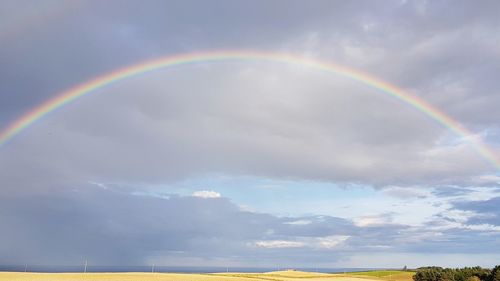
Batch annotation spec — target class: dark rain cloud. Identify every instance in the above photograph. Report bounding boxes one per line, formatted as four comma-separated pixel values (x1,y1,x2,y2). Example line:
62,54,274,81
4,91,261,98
1,0,500,267
453,197,500,226
2,186,498,266
0,186,356,265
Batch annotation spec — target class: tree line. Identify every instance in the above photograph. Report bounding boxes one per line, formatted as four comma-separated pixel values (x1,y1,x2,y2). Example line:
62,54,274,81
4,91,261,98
413,266,500,281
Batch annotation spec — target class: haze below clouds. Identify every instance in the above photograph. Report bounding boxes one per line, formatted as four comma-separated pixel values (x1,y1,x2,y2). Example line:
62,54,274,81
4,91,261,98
1,0,500,268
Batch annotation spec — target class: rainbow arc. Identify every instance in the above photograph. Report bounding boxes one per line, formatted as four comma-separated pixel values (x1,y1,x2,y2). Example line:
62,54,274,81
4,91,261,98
0,50,498,170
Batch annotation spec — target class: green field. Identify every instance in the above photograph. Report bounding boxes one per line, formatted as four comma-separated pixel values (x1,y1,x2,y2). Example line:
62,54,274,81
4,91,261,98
340,270,415,281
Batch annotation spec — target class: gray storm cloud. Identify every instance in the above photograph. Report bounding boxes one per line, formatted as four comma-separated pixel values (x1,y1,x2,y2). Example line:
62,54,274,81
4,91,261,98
1,0,500,267
0,62,492,193
2,186,498,266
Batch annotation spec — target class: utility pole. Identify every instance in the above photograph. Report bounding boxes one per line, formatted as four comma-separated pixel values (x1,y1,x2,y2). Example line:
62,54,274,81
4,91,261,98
24,264,27,272
84,260,88,273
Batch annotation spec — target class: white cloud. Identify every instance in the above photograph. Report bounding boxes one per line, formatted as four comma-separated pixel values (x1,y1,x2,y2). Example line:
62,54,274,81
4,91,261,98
254,240,304,249
254,236,349,250
473,174,500,185
192,190,221,199
463,223,500,232
316,235,350,249
88,181,109,189
382,186,430,199
354,215,393,227
283,220,312,225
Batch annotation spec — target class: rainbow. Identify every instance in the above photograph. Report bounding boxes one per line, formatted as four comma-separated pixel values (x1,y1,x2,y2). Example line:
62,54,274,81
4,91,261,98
1,50,498,170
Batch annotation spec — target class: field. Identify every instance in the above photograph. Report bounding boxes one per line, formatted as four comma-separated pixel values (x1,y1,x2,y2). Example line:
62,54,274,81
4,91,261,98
341,270,415,281
0,270,415,281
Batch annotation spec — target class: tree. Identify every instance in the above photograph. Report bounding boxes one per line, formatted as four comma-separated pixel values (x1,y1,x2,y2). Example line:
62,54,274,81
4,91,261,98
413,266,498,281
491,266,500,281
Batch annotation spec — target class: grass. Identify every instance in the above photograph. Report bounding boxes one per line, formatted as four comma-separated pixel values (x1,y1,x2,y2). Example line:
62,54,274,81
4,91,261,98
341,270,415,281
0,270,414,281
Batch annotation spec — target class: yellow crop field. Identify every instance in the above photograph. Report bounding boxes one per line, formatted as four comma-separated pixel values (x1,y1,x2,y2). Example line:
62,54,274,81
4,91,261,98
0,270,404,281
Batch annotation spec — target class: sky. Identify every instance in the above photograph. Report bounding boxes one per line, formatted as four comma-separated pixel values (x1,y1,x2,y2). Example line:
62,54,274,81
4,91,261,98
1,0,500,269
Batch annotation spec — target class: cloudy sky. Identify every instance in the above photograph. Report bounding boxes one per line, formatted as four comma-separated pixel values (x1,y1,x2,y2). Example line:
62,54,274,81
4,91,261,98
1,0,500,269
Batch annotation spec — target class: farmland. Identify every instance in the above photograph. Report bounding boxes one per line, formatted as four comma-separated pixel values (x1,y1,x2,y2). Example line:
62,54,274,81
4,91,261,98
0,270,415,281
